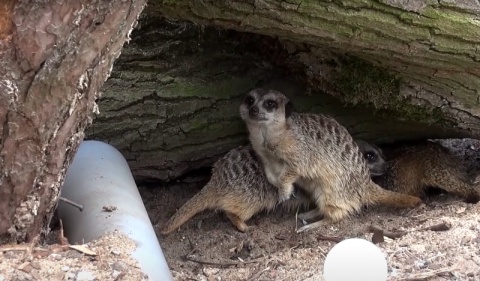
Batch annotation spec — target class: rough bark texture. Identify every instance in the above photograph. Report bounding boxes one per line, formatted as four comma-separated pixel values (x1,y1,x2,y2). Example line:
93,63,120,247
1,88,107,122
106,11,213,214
0,0,146,243
87,15,467,182
153,0,480,134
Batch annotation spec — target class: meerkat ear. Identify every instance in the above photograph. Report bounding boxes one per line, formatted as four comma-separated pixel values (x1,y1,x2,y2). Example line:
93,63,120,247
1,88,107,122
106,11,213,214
285,100,293,118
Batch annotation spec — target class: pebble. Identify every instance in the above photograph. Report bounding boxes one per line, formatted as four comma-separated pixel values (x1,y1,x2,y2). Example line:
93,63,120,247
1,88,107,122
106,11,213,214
18,262,32,273
111,261,128,272
112,270,121,279
237,268,246,275
65,272,76,280
3,251,16,259
111,249,121,256
50,253,62,261
0,274,4,281
30,270,41,280
11,270,33,280
76,270,95,281
203,267,219,276
65,250,83,259
30,261,41,270
61,266,70,272
409,244,426,253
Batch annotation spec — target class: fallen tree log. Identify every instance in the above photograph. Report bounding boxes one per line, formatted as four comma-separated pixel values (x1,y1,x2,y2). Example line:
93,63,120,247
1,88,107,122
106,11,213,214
86,15,468,182
153,0,480,133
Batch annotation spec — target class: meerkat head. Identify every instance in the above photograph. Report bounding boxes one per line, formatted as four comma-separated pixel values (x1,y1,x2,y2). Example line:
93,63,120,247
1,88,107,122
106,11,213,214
355,140,387,177
240,88,292,126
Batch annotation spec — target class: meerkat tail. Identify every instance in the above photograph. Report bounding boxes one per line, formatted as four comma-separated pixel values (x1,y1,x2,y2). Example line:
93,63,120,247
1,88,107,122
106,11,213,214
464,190,480,204
160,187,219,235
443,183,480,204
428,176,480,204
368,181,423,208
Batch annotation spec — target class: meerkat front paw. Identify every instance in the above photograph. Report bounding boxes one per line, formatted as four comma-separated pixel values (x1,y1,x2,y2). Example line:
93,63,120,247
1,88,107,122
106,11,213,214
264,140,277,152
278,184,296,202
278,191,292,202
297,208,322,221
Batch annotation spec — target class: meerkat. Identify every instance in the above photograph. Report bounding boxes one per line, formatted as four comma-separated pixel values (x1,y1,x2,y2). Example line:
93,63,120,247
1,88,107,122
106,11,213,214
160,140,385,235
240,88,423,233
373,140,480,203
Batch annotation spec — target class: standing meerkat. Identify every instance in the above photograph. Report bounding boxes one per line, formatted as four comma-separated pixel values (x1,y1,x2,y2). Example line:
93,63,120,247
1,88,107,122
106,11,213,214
373,141,480,203
240,88,423,233
160,140,385,235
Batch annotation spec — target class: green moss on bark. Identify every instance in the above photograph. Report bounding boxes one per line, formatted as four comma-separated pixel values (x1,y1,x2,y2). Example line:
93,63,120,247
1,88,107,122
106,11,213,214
334,57,453,125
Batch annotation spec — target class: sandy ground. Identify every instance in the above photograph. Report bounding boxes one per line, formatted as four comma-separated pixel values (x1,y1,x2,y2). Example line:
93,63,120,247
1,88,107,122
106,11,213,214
0,231,148,281
0,139,479,281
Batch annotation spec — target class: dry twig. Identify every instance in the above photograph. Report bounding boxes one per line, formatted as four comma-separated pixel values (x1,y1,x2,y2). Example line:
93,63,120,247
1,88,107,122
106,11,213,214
317,234,343,243
396,263,458,280
246,266,271,281
368,222,451,240
185,255,271,267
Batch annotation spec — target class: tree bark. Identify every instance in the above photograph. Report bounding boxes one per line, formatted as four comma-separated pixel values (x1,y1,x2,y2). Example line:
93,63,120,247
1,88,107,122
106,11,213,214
153,0,480,134
87,15,468,182
0,0,146,243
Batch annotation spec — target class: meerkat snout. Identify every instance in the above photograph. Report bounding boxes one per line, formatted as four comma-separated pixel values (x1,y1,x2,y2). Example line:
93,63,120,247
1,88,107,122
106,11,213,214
249,106,259,117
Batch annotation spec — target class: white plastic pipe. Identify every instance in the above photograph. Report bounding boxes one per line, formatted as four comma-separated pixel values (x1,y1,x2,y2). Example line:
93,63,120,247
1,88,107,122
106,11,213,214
58,140,173,281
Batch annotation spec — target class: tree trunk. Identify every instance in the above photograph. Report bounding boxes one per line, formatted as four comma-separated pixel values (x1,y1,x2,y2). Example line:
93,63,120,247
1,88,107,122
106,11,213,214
153,0,480,134
0,0,146,243
86,15,468,182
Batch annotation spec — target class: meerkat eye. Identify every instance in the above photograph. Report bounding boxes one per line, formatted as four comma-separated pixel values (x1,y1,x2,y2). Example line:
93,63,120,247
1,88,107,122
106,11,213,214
245,96,255,106
365,152,376,162
264,100,277,110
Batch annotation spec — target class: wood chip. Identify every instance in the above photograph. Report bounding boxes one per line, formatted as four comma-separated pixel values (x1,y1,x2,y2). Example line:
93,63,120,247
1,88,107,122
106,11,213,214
69,245,97,256
18,262,32,273
371,227,385,244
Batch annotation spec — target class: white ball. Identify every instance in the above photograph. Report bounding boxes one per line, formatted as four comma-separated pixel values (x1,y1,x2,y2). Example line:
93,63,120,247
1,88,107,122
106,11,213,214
323,238,388,281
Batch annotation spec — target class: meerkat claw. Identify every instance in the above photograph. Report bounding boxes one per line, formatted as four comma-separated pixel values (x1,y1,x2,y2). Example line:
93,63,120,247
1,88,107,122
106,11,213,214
296,220,325,233
297,208,322,221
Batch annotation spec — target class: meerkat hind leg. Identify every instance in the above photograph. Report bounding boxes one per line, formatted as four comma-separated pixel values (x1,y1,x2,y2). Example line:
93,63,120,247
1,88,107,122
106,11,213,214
296,204,347,233
296,218,329,233
225,212,250,233
370,182,423,208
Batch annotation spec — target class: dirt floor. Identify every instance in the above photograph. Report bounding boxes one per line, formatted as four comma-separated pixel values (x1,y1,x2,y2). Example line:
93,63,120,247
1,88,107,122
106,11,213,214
0,139,479,281
145,138,480,281
0,231,148,281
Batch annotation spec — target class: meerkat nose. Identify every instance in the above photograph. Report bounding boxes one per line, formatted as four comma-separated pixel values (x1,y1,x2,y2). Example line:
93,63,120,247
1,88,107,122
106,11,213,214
249,107,259,116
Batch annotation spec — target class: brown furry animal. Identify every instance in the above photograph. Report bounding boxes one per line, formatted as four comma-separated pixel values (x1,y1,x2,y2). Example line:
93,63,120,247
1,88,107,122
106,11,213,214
240,88,422,233
160,140,385,235
373,141,480,203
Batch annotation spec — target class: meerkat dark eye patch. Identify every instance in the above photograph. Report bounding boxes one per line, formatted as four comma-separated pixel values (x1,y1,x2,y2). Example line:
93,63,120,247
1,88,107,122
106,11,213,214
285,101,293,118
263,99,277,111
245,95,255,106
365,152,376,162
